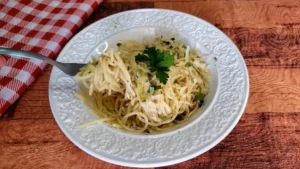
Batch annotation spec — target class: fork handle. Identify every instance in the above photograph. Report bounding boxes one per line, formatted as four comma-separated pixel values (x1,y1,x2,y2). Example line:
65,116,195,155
0,47,65,70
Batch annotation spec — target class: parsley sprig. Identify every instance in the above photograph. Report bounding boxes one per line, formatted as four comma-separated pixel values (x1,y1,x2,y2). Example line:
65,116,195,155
135,47,175,84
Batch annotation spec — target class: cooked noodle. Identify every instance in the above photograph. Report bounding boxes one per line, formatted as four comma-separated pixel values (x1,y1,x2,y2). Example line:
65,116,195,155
76,37,210,133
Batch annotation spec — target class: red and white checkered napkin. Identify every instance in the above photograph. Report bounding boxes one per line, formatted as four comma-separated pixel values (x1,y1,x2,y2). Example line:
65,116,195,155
0,0,102,115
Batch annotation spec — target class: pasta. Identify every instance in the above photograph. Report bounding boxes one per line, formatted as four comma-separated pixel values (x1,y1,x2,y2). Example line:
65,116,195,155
76,37,210,133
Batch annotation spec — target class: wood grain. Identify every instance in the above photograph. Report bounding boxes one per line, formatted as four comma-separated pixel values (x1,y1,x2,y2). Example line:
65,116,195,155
1,0,300,169
222,28,300,67
79,1,154,30
1,113,299,169
155,1,300,28
246,68,300,113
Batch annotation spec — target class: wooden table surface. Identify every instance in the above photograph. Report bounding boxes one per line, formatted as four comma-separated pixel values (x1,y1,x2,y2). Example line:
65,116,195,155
1,0,300,168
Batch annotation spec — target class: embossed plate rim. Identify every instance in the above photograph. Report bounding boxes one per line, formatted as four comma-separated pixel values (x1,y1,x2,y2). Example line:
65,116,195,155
49,9,249,168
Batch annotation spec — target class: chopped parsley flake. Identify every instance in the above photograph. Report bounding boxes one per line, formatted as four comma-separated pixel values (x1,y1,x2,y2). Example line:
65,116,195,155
194,92,206,107
186,62,193,67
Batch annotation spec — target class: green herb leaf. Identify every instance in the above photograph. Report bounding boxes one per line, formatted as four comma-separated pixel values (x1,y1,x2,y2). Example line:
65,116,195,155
158,67,169,71
149,66,157,72
157,51,174,68
135,54,149,62
194,92,206,102
156,50,165,62
144,47,156,60
186,62,193,67
153,85,161,90
135,47,174,84
156,70,169,84
117,43,122,47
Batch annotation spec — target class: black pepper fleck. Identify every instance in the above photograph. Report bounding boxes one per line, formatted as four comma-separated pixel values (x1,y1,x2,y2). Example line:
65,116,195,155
163,41,170,45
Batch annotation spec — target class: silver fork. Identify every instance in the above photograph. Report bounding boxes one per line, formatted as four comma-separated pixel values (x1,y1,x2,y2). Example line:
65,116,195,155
0,47,86,76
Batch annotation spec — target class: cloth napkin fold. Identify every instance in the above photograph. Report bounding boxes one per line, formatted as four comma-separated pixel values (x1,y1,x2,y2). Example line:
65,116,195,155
0,0,102,115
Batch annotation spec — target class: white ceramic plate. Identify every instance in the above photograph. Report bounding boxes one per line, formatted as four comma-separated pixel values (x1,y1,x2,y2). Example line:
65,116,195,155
49,9,249,168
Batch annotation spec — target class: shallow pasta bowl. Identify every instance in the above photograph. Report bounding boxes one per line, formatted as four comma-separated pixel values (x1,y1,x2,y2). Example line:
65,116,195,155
49,9,249,168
